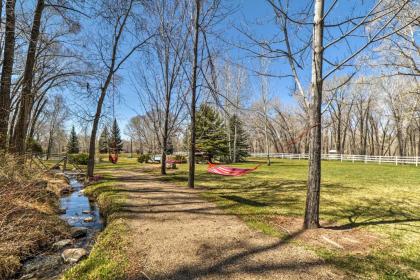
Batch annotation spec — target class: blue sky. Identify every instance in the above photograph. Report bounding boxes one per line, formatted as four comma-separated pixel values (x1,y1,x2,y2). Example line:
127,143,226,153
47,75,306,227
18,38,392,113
111,1,297,137
74,0,380,138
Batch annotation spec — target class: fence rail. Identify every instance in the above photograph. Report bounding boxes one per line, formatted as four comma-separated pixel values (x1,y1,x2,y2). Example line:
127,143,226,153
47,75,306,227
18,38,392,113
250,153,420,166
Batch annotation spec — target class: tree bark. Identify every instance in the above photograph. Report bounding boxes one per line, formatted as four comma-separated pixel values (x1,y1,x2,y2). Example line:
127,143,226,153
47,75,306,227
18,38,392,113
12,0,44,155
0,0,16,150
188,0,200,189
87,87,108,177
161,44,171,175
304,0,324,229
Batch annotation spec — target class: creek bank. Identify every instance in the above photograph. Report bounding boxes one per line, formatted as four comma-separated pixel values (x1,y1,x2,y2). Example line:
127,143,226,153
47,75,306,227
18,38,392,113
16,173,104,280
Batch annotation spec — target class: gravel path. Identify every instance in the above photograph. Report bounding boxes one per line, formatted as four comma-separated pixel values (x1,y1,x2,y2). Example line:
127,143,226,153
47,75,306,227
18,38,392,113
113,170,343,280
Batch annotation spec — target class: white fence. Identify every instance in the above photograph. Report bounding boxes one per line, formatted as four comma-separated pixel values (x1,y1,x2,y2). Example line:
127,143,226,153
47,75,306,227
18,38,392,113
250,153,420,166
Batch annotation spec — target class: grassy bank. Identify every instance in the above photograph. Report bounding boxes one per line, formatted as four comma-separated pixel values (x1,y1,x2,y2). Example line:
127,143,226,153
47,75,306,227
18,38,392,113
63,179,130,280
0,156,70,279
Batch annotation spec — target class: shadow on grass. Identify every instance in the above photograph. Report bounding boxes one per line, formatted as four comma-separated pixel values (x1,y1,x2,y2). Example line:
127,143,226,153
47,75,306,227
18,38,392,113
323,197,420,230
220,195,269,207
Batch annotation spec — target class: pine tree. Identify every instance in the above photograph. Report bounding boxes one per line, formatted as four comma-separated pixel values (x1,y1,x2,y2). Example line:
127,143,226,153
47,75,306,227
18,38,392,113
98,126,109,154
229,114,249,162
109,119,123,152
67,126,79,154
196,104,229,162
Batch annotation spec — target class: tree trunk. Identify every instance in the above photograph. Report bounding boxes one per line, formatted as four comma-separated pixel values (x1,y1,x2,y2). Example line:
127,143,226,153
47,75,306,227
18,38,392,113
161,45,171,175
264,118,271,166
187,0,200,189
0,0,16,150
233,122,237,163
304,0,324,230
87,88,107,177
12,0,44,155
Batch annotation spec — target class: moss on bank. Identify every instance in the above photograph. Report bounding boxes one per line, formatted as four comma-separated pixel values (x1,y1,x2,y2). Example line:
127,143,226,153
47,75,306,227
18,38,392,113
63,181,129,280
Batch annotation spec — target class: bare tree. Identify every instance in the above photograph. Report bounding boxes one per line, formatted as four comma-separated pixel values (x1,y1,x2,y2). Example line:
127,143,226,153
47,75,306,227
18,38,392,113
0,0,16,150
188,0,200,189
86,0,152,177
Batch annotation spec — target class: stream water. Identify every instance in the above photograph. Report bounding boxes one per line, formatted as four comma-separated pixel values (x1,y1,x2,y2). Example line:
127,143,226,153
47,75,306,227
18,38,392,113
60,176,103,231
17,174,103,280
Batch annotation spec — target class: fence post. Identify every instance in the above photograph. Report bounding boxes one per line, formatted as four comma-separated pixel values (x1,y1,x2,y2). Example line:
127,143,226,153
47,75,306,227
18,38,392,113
63,155,68,172
340,154,343,163
352,155,355,163
379,156,381,164
416,156,418,167
395,156,398,166
364,155,367,164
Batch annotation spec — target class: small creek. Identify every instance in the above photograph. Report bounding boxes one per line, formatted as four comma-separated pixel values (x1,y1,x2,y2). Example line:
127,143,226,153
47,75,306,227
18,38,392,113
60,175,103,232
17,174,103,280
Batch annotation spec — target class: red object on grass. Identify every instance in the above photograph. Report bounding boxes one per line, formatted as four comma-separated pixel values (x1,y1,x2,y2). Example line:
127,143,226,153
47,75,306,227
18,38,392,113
207,163,261,176
109,153,118,164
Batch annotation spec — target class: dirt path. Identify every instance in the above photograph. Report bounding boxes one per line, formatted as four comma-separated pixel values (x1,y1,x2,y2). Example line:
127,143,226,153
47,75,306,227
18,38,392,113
111,169,343,280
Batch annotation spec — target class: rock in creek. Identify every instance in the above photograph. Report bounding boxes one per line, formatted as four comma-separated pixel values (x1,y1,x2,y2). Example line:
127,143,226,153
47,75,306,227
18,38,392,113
20,255,62,275
83,216,94,223
60,186,74,195
82,210,92,214
58,207,66,214
71,227,88,238
52,239,73,250
61,248,88,264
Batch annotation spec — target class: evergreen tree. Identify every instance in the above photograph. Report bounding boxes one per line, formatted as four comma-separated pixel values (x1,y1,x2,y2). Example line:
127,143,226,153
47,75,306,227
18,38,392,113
196,104,229,162
98,126,109,154
109,119,123,152
229,114,249,162
67,126,79,154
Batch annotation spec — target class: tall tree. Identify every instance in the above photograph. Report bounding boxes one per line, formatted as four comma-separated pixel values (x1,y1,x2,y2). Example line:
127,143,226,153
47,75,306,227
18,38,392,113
12,0,45,155
109,119,123,152
0,0,16,150
98,126,109,154
188,0,200,188
196,104,229,162
46,95,68,159
228,114,249,163
86,0,152,177
304,0,324,229
67,126,80,154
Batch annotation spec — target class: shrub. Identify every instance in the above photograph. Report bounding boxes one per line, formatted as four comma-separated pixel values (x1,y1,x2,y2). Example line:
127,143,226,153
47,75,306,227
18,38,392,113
26,138,43,154
137,154,150,163
174,155,187,163
68,153,89,165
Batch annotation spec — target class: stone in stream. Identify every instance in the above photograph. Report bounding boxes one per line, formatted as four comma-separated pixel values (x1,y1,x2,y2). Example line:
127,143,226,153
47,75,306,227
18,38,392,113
20,255,62,275
52,239,73,250
60,186,74,195
58,207,66,214
61,248,88,263
71,227,88,238
82,210,92,214
83,216,94,223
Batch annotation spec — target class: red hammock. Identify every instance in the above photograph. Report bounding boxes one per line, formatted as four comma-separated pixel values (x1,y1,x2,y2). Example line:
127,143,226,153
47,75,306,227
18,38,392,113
207,163,261,176
109,153,118,164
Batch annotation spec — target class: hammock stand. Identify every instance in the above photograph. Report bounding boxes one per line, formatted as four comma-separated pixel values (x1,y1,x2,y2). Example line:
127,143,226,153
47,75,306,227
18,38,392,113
207,162,261,176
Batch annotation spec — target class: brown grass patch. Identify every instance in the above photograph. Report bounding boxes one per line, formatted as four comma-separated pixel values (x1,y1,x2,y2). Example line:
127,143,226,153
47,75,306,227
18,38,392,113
270,216,382,254
0,154,70,279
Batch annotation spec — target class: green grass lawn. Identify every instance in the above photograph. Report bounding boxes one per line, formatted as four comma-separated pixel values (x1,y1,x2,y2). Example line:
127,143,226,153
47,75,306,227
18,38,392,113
151,158,420,279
